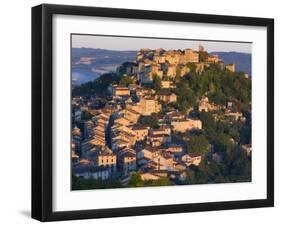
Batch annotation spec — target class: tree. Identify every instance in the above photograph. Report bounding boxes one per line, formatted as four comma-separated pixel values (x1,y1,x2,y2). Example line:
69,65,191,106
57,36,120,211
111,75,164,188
139,113,159,129
199,111,215,129
188,135,210,155
185,170,196,184
81,110,94,120
209,82,216,95
199,50,208,62
128,172,144,187
152,74,162,92
72,72,121,97
186,62,196,73
71,175,122,190
213,132,233,154
225,146,251,182
176,82,196,113
119,75,133,87
146,177,170,186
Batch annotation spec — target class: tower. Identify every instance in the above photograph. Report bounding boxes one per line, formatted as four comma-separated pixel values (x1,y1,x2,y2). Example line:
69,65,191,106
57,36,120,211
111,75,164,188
199,44,204,52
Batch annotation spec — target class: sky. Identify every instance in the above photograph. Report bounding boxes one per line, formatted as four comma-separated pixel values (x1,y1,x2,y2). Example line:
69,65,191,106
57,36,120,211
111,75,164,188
72,34,252,53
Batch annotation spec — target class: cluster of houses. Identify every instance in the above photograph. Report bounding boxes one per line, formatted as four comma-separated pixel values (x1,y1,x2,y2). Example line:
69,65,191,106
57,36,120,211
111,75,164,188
72,83,204,184
71,45,249,186
119,45,236,85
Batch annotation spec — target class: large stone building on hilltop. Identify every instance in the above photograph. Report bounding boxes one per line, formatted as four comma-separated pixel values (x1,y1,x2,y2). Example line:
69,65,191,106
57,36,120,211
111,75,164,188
134,46,214,83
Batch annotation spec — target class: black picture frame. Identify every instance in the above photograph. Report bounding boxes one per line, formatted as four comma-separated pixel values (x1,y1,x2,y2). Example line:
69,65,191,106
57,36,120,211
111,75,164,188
32,3,274,222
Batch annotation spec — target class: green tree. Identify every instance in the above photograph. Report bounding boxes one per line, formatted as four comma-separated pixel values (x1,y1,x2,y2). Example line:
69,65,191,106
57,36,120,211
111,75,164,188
81,110,94,120
147,177,170,186
186,62,196,73
209,82,216,95
188,135,210,155
176,82,196,113
213,132,233,154
72,72,121,98
119,75,133,87
185,170,196,184
72,175,122,190
199,50,209,62
152,74,162,92
139,113,159,129
128,172,144,187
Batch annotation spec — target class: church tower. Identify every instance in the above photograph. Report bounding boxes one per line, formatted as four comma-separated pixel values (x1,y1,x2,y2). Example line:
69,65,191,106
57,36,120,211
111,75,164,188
199,44,204,52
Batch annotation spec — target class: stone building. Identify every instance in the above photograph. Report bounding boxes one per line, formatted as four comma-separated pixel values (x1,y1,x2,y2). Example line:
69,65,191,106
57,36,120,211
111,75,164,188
110,85,130,97
156,92,177,103
226,63,236,72
181,153,202,166
130,96,161,116
171,118,202,133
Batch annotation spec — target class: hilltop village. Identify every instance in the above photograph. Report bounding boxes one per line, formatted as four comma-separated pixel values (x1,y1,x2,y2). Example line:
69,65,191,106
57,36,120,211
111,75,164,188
72,45,252,189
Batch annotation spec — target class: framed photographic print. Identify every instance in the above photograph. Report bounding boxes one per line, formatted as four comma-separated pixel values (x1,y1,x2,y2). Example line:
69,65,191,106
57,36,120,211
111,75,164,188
32,4,274,221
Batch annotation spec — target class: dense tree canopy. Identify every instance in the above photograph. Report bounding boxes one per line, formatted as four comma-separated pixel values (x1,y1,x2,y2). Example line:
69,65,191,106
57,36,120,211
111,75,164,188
184,63,251,106
72,59,252,187
128,172,144,187
138,113,159,129
188,135,210,155
72,72,121,97
72,175,122,190
119,75,134,87
152,74,162,93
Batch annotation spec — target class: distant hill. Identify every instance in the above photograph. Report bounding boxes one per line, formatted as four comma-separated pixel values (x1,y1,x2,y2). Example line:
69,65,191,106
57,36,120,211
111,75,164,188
72,48,137,85
72,48,252,85
211,51,252,76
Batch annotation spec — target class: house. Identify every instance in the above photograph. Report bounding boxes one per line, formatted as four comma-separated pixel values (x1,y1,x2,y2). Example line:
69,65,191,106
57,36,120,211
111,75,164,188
198,96,221,112
207,54,220,63
150,126,171,136
183,48,199,63
181,153,202,166
166,111,185,122
72,125,82,153
117,148,137,176
112,138,131,151
171,118,202,133
167,64,177,77
140,172,160,181
93,151,117,171
226,63,236,72
130,96,161,116
135,87,155,98
71,150,79,164
72,107,82,121
132,125,150,141
119,108,140,124
73,163,112,181
114,117,132,126
110,85,130,97
83,120,95,138
167,144,183,156
161,80,176,89
89,133,106,147
150,152,174,171
174,162,187,171
156,91,177,103
137,146,174,170
150,63,164,79
148,134,172,147
137,146,161,161
198,96,210,112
